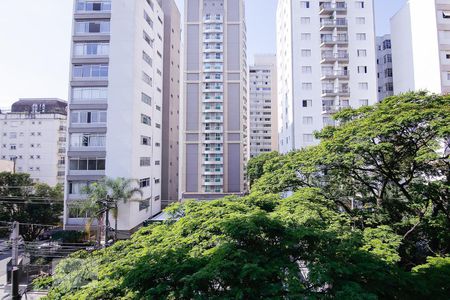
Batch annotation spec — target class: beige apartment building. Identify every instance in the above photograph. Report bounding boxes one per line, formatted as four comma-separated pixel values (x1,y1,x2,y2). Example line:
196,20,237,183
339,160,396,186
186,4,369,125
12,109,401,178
181,0,248,200
161,0,182,207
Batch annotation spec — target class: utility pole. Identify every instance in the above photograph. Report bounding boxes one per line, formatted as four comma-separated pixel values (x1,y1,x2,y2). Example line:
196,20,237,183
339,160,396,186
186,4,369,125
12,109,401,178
10,221,21,300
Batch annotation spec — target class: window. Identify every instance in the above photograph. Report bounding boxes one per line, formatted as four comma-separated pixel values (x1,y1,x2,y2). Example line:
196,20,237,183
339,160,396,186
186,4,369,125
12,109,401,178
302,99,312,107
300,1,310,8
154,179,160,184
75,0,111,12
10,144,16,150
74,42,109,56
443,11,450,19
383,39,391,50
139,198,150,211
70,133,106,147
300,17,310,24
142,72,152,86
301,33,311,40
72,87,108,101
140,157,151,167
144,11,153,28
69,158,106,171
357,49,367,57
301,49,311,57
303,116,313,125
358,82,369,90
384,82,393,92
355,1,365,8
356,33,366,40
75,21,110,34
9,132,17,139
141,136,151,146
143,51,152,66
359,99,369,106
358,66,368,74
140,178,150,188
302,83,312,90
141,114,151,126
301,66,312,73
385,68,393,78
356,17,365,24
71,111,107,124
143,31,153,47
384,54,392,63
142,92,152,105
73,64,108,79
303,134,314,143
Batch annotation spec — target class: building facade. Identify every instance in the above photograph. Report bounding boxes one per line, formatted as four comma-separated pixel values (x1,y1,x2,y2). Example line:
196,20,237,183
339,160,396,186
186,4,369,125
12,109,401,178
181,0,248,200
65,0,164,232
376,34,394,101
161,0,181,207
249,54,278,158
391,0,450,94
276,0,378,153
0,99,67,186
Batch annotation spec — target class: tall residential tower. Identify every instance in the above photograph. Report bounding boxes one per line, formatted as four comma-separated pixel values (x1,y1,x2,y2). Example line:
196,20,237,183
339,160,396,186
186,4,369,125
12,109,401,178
391,0,450,94
181,0,248,200
249,54,278,158
161,0,181,207
277,0,378,153
376,34,394,101
65,0,164,232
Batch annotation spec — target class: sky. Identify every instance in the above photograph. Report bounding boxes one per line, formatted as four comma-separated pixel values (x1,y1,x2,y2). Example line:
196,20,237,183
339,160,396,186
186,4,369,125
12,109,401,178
0,0,406,109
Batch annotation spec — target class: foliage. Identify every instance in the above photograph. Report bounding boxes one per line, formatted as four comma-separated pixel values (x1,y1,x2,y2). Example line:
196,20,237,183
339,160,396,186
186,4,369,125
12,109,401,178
246,151,280,187
51,230,87,244
0,172,63,241
40,93,450,298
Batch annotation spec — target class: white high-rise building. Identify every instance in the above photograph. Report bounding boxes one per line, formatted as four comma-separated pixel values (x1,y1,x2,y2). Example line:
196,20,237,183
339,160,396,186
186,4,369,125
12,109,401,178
0,99,67,186
276,0,378,153
181,0,248,200
376,35,394,101
391,0,450,95
249,54,278,158
65,0,164,233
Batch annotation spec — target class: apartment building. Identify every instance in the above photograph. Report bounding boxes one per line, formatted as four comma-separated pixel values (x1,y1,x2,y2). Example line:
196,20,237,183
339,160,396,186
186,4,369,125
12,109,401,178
276,0,378,153
391,0,450,94
65,0,164,232
181,0,248,200
0,99,67,186
376,34,394,100
161,0,181,207
249,54,278,158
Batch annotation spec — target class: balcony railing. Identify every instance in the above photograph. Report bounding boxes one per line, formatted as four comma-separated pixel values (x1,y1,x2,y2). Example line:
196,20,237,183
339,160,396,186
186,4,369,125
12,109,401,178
321,52,349,62
319,2,347,14
321,36,348,46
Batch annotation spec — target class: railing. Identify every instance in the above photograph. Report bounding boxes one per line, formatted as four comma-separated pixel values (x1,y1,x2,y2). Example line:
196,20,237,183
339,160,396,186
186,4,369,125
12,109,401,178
320,19,348,27
320,2,347,11
321,36,348,44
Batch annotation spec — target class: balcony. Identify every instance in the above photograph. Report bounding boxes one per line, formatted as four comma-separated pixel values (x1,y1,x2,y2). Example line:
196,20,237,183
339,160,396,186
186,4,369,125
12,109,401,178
203,96,223,103
319,2,347,15
321,70,349,80
204,168,224,175
203,57,223,63
321,36,348,47
203,87,223,93
203,46,223,53
322,105,338,115
203,179,223,186
321,52,349,63
320,19,348,31
203,116,223,123
204,106,223,113
204,147,223,154
204,26,223,33
321,88,350,97
204,36,223,43
203,65,223,73
204,16,223,24
203,157,224,164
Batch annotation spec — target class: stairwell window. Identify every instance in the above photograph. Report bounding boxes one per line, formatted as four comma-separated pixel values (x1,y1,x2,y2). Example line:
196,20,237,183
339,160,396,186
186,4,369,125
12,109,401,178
302,83,312,90
358,82,369,90
301,49,311,57
358,66,368,74
142,72,152,86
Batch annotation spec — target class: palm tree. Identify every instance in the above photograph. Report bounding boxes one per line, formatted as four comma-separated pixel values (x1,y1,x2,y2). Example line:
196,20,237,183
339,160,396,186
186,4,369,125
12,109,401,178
76,182,108,244
103,177,143,241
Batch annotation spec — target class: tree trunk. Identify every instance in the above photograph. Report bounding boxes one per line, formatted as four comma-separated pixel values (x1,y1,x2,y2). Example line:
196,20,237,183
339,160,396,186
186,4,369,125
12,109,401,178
114,202,118,241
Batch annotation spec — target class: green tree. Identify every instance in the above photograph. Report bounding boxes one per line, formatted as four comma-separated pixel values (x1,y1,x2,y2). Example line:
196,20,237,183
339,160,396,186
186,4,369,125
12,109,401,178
246,151,280,188
0,172,63,241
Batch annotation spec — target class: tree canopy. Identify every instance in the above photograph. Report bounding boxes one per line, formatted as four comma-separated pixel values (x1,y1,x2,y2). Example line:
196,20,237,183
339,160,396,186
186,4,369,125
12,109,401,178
36,92,450,299
0,172,63,241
